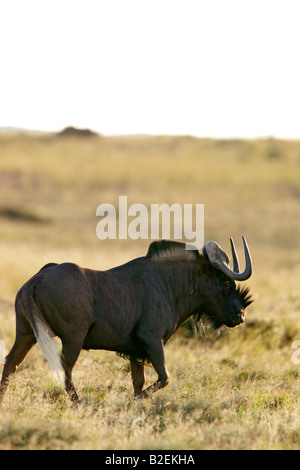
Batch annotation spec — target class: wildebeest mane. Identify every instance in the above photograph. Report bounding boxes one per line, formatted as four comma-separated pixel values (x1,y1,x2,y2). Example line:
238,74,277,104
237,285,253,309
146,240,198,261
192,312,223,333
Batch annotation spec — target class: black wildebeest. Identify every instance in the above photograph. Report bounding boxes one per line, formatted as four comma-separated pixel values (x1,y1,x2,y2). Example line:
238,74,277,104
0,238,253,403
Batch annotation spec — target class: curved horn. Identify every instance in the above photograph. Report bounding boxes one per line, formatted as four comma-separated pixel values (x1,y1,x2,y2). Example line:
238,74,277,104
203,236,252,281
230,237,240,273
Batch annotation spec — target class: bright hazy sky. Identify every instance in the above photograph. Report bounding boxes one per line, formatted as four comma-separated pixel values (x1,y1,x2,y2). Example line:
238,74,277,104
1,0,300,138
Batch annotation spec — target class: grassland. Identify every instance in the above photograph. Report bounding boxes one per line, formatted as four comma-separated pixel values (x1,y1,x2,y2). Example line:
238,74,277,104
0,131,300,450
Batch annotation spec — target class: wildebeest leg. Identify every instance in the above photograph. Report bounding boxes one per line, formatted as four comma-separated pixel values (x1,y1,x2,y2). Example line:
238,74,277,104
130,359,145,398
61,340,83,403
136,336,169,398
0,330,36,403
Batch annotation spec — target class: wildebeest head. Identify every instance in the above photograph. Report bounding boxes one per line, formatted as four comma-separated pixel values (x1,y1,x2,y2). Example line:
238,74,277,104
199,237,253,329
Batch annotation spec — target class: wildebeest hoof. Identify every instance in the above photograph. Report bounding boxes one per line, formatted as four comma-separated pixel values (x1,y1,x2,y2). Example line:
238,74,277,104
134,390,149,399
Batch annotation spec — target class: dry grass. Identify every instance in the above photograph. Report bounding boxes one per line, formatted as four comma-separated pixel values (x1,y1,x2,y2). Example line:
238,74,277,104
0,132,300,449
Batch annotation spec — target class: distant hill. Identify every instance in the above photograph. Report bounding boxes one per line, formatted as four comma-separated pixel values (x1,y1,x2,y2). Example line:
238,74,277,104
0,126,99,138
57,126,99,138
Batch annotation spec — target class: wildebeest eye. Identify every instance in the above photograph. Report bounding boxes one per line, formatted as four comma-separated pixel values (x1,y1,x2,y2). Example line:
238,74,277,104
224,280,235,290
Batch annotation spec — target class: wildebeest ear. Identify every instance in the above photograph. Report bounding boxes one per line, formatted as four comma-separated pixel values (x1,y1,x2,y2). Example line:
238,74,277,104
202,242,230,266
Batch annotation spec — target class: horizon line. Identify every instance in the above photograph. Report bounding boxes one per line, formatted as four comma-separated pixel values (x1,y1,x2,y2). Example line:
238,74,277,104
1,125,300,141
